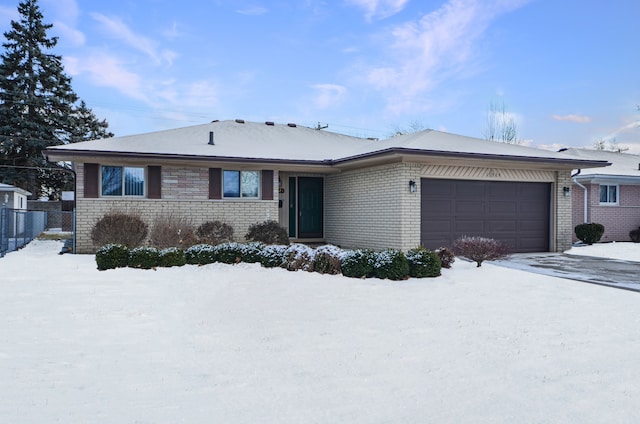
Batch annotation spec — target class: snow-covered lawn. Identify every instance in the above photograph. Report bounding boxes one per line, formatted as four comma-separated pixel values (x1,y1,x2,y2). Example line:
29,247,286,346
566,241,640,262
2,240,640,423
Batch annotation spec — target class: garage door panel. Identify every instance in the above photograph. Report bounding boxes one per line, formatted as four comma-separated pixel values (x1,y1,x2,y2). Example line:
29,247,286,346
421,178,550,253
487,201,517,214
455,201,485,215
485,220,517,232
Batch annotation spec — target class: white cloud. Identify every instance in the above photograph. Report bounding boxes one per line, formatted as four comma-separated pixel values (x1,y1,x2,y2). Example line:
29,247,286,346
235,6,269,16
66,53,149,102
362,0,531,113
346,0,409,21
552,114,592,123
53,21,85,46
312,84,347,109
90,13,177,66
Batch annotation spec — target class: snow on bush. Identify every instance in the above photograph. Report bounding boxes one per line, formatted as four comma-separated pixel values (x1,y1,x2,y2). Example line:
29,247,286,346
95,244,130,270
283,243,316,271
406,247,441,278
185,244,218,265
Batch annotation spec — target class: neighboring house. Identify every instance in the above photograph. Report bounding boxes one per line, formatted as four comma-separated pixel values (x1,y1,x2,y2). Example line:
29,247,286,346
0,183,31,210
44,119,608,254
563,148,640,242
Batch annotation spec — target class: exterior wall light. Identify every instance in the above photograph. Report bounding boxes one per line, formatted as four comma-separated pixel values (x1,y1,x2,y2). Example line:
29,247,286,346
409,180,417,193
563,186,571,197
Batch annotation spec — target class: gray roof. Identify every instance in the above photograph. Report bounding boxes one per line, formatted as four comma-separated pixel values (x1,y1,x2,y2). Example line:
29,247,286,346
564,148,640,183
45,119,609,168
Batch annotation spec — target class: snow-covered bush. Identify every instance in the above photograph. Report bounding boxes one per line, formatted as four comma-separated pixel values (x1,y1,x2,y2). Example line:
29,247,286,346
214,242,244,264
260,245,288,268
575,223,605,245
373,249,409,280
159,247,186,267
283,244,316,271
245,220,290,245
95,244,130,271
129,246,161,269
406,247,441,278
341,249,376,278
196,220,234,245
91,211,148,248
452,236,510,267
435,247,455,269
313,245,345,275
184,244,217,265
239,242,265,263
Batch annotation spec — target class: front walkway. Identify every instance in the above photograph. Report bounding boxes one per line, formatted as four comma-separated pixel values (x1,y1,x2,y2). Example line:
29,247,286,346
493,253,640,292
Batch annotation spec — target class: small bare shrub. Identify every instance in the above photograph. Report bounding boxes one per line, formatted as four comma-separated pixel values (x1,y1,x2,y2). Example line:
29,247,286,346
630,227,640,243
91,211,148,248
245,220,289,245
452,236,510,267
435,247,455,269
149,214,197,249
196,220,234,245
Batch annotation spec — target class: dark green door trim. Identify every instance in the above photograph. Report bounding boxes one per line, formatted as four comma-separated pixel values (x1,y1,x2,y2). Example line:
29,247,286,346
288,177,296,238
297,177,323,238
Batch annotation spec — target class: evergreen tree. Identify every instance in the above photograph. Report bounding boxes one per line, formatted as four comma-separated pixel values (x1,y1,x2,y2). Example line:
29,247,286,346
0,0,112,199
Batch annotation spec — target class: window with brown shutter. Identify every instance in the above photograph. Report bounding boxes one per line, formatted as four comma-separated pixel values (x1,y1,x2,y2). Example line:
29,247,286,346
148,166,161,199
84,163,99,198
261,170,273,200
209,168,221,199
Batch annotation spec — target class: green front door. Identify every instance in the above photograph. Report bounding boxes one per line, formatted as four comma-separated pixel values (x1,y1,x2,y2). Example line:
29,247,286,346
297,177,323,238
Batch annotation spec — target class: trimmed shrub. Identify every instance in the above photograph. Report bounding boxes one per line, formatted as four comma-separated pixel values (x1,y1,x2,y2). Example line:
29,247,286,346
341,249,376,278
129,246,161,269
91,211,148,248
239,242,264,263
260,245,288,268
95,244,130,270
452,236,510,267
185,244,217,265
574,223,605,245
284,244,316,271
149,214,197,249
435,247,455,269
159,247,186,267
407,247,442,278
196,220,234,245
245,220,290,245
373,249,410,280
630,227,640,243
214,242,244,264
313,245,345,275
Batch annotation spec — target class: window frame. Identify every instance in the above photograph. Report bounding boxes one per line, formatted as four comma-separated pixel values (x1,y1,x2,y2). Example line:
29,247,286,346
599,184,619,205
100,165,146,197
222,170,260,199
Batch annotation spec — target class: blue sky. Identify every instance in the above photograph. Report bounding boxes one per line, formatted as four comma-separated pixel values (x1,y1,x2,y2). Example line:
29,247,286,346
1,0,639,152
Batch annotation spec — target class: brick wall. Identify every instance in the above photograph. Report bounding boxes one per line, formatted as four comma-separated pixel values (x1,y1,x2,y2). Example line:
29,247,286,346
325,163,421,251
73,163,278,253
555,171,573,252
572,182,640,242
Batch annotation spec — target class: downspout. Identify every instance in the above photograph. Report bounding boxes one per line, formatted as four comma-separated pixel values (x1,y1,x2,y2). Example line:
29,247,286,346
571,169,588,223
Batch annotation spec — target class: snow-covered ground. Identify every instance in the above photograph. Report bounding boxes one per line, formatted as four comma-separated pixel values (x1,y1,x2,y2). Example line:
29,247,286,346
2,240,640,423
566,241,640,262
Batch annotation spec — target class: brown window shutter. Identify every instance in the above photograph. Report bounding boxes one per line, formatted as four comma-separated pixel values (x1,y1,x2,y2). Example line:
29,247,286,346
148,166,161,199
261,170,274,200
84,163,99,198
209,168,221,199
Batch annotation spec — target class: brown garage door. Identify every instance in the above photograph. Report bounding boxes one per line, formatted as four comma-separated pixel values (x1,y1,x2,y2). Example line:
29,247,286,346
421,179,551,253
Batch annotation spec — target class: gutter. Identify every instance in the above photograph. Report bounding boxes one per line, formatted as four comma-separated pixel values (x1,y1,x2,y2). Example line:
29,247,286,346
572,169,588,223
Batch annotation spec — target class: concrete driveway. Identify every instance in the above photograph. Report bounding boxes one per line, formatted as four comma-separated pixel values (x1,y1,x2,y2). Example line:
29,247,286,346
493,253,640,292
